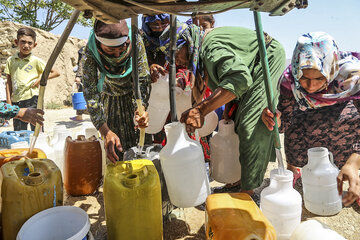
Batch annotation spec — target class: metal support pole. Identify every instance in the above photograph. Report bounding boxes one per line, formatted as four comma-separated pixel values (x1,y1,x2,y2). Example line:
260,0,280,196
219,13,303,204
253,11,285,172
131,16,145,149
29,9,81,153
169,14,178,122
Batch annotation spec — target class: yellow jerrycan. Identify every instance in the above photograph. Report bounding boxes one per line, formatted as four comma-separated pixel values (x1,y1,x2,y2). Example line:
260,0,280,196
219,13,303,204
0,158,63,240
104,159,162,240
206,193,276,240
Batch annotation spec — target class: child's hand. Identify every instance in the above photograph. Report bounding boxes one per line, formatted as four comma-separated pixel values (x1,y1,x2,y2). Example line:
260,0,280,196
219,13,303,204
150,64,167,83
261,107,281,131
32,78,41,88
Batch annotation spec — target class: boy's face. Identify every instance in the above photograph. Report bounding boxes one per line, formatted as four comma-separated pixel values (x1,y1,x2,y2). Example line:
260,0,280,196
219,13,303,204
15,35,37,57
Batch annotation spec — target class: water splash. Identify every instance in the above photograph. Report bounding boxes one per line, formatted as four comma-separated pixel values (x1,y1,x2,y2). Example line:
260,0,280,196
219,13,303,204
275,148,285,175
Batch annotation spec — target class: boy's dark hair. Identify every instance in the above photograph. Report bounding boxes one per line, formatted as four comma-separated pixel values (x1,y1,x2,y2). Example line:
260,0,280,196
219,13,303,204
17,28,36,42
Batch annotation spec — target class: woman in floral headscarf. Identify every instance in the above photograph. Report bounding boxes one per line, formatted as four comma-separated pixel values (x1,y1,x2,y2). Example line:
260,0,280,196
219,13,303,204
262,32,360,206
82,20,151,163
171,24,286,195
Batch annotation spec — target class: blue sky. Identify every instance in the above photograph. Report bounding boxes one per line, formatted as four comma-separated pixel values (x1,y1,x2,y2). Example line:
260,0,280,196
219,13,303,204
52,0,359,58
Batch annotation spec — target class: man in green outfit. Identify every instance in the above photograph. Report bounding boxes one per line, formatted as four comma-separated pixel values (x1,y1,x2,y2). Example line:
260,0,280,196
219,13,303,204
172,25,285,195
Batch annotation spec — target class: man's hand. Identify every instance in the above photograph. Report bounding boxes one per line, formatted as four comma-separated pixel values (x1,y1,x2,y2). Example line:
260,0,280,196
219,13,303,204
261,107,281,131
180,106,204,133
15,108,44,126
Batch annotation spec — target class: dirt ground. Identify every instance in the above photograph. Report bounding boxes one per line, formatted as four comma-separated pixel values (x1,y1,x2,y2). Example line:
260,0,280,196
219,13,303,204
3,108,359,240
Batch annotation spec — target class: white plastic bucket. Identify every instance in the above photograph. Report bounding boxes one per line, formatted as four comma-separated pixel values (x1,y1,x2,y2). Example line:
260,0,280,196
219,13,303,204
17,206,90,240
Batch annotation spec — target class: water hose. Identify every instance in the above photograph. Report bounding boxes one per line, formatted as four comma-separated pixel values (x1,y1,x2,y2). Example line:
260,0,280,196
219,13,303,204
253,11,285,174
131,17,145,151
28,10,81,154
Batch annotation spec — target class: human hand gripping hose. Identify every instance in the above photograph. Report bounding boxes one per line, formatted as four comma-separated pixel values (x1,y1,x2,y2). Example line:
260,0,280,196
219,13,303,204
253,11,285,174
131,17,146,154
28,10,81,154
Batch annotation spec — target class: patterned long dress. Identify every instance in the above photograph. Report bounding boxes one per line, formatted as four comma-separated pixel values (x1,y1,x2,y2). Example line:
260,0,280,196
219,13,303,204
82,35,151,157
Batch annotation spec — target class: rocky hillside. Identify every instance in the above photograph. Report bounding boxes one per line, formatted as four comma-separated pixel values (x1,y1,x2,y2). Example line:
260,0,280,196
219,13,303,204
0,21,87,107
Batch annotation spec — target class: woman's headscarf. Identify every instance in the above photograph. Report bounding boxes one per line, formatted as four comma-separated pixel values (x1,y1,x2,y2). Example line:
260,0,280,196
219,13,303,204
87,20,132,91
141,14,170,52
159,22,203,78
281,32,360,110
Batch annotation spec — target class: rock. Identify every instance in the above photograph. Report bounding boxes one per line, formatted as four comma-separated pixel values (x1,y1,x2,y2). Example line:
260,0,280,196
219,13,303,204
0,21,87,107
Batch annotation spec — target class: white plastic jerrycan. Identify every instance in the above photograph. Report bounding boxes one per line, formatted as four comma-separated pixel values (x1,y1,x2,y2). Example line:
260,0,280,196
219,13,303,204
76,122,99,139
197,111,218,137
302,147,342,216
146,73,170,134
50,125,67,146
260,169,302,240
159,122,210,208
175,86,192,120
290,220,346,240
52,129,72,178
210,119,241,184
34,132,55,161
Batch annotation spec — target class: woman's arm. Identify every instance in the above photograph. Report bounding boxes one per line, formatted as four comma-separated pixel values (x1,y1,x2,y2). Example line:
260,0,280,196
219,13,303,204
337,153,360,206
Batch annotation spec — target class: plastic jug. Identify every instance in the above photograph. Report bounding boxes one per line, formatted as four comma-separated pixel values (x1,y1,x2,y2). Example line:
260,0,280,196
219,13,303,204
0,131,33,149
49,125,67,146
64,135,102,196
10,141,29,149
159,122,210,208
52,129,72,178
260,169,302,240
197,111,218,137
32,133,55,161
206,193,276,240
175,86,192,119
103,159,162,240
290,220,346,240
124,144,173,218
0,158,63,240
146,73,170,134
0,148,46,167
75,122,98,139
210,119,241,184
302,147,342,216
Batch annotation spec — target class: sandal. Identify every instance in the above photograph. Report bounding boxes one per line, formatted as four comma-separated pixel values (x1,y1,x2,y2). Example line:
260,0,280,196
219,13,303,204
293,168,301,186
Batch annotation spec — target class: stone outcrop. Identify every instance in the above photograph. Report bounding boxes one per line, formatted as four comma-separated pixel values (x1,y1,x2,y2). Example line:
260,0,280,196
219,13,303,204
0,21,87,106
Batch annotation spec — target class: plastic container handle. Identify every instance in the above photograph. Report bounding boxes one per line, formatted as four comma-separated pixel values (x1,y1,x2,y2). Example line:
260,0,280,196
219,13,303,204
25,158,35,173
72,82,84,93
329,151,334,164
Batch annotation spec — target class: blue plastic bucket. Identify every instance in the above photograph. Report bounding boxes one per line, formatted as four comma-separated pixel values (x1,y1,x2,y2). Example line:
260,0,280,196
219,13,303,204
72,92,87,110
72,83,87,110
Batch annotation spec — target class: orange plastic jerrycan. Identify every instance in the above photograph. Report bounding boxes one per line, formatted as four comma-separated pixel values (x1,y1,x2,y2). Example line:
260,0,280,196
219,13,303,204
206,193,276,240
0,158,63,240
104,159,162,240
64,135,102,196
0,148,46,168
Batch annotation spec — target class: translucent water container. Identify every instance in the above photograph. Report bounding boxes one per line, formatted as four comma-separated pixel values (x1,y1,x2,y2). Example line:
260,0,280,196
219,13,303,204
206,193,276,240
1,158,63,240
103,159,162,240
146,74,170,134
290,220,346,240
197,111,218,137
302,147,342,216
64,136,102,196
260,169,302,240
159,122,210,208
210,119,241,184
